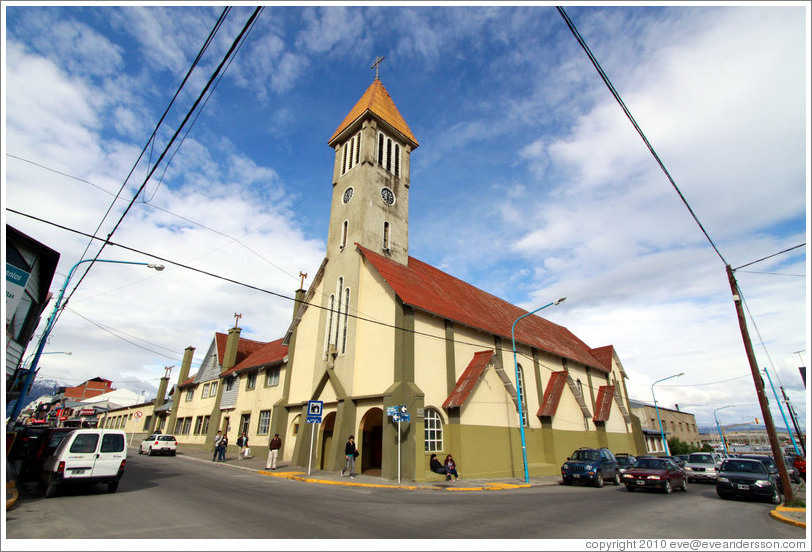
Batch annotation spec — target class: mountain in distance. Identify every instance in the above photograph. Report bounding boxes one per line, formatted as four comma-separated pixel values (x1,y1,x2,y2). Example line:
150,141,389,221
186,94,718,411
5,377,66,417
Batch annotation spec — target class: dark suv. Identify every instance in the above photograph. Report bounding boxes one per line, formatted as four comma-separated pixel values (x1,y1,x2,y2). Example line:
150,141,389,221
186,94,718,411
561,447,620,487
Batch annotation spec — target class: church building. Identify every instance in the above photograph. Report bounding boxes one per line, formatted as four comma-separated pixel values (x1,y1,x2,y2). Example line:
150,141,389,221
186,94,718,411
169,75,642,481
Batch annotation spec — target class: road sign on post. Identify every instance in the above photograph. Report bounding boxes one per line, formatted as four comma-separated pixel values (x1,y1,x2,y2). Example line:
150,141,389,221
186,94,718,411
306,400,323,424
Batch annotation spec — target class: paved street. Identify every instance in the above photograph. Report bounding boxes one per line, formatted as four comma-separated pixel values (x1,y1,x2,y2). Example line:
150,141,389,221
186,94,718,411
5,445,806,542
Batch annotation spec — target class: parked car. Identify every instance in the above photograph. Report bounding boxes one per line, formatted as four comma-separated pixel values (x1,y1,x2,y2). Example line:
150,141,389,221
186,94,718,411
18,427,76,482
40,429,127,497
139,434,177,456
615,453,637,474
684,452,719,483
666,455,686,468
781,454,803,484
622,457,687,493
716,458,781,504
739,454,798,486
561,447,620,487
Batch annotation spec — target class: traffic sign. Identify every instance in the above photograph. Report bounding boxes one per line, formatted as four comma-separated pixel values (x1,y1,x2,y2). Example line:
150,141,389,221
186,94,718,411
400,404,408,413
134,411,143,420
306,400,323,423
393,413,411,423
386,406,399,416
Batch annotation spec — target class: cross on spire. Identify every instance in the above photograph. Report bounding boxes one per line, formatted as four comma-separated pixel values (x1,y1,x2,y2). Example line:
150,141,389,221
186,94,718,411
233,312,242,327
371,55,385,80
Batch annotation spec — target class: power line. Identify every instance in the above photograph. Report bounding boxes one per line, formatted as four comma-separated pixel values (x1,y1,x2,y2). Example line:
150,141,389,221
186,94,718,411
556,6,727,266
732,243,806,271
61,7,263,318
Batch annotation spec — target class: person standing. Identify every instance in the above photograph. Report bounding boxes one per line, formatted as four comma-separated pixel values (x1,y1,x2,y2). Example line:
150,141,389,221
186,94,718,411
444,454,459,480
341,435,358,479
218,433,229,462
236,432,249,460
212,430,223,462
267,433,282,470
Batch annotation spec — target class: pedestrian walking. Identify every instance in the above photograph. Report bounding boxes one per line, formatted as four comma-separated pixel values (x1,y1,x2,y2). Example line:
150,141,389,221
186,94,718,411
212,430,223,461
236,432,249,460
267,433,282,470
218,433,228,462
340,435,359,479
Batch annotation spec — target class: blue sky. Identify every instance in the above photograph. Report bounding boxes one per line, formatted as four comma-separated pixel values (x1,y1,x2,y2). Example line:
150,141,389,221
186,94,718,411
3,3,809,431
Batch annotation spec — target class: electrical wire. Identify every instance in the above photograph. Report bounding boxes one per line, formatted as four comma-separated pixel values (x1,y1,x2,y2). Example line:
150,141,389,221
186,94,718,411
60,7,263,322
733,243,806,271
556,6,727,266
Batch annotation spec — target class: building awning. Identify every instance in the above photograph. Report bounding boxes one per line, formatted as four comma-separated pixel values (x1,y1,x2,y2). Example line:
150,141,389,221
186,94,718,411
593,385,615,422
538,371,567,417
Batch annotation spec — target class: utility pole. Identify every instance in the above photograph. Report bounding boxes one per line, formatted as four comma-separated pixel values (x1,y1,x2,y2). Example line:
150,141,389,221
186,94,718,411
780,387,806,456
726,265,793,503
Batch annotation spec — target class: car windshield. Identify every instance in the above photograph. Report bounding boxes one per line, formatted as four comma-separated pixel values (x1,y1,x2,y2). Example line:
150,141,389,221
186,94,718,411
722,461,767,474
617,457,634,466
572,450,600,461
634,459,667,470
688,454,714,464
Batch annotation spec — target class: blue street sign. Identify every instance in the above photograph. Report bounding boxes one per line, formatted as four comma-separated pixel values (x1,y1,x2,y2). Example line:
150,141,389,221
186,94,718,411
386,406,399,416
393,413,410,423
400,404,408,414
306,400,323,424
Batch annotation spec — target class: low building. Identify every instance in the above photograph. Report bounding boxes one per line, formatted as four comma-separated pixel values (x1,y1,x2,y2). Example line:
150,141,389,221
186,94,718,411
628,399,702,454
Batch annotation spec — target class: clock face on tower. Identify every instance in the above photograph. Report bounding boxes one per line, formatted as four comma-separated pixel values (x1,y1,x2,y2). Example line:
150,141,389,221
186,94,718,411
380,187,395,206
342,187,353,204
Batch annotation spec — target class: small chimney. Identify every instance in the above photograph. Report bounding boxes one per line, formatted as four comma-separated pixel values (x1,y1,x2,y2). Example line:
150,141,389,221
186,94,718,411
675,404,680,412
222,326,241,372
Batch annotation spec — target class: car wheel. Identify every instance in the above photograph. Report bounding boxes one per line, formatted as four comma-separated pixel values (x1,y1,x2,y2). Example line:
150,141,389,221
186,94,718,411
107,480,119,493
626,485,635,492
44,476,59,499
679,478,687,492
562,478,572,485
612,472,621,486
148,447,154,456
664,480,673,494
770,487,781,505
594,472,604,488
717,490,731,500
138,447,143,455
171,450,176,456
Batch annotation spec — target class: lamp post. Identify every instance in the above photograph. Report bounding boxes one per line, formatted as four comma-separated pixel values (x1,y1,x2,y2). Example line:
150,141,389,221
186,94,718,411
714,405,734,455
651,372,683,456
511,296,566,483
7,259,164,427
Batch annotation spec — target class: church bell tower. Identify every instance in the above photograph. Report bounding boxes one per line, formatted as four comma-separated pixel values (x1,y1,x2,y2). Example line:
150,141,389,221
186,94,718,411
325,72,419,266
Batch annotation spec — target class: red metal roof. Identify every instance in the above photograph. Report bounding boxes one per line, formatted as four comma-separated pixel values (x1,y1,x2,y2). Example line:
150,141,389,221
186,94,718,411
538,370,568,417
443,351,494,409
223,338,288,377
590,345,615,372
357,245,607,372
214,332,268,368
593,385,615,422
328,79,419,148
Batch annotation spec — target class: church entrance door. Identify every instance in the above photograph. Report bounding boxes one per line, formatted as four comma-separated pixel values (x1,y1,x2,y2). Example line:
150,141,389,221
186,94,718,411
360,408,383,475
319,411,336,470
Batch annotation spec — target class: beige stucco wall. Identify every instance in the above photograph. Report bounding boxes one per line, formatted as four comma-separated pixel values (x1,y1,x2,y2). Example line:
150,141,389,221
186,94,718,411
229,367,286,449
172,383,219,445
287,276,327,403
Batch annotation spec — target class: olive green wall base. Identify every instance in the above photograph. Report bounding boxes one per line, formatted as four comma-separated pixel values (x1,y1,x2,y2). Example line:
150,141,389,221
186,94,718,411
414,423,639,480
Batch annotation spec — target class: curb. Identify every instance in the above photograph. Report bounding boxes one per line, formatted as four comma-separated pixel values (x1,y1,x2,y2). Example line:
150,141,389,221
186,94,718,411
769,505,806,529
6,481,19,510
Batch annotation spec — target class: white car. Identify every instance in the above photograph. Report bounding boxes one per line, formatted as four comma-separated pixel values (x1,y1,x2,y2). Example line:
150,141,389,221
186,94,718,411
139,434,177,456
41,429,127,497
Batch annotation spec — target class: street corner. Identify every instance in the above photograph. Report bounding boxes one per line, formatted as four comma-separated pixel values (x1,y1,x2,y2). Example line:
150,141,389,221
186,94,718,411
769,505,806,529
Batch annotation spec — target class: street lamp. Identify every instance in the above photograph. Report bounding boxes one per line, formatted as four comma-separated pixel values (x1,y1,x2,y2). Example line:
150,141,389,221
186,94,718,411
7,259,164,427
512,296,566,483
714,405,735,455
651,372,683,456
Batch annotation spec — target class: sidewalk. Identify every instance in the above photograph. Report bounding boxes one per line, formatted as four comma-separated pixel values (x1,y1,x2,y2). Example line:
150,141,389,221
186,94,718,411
171,443,560,491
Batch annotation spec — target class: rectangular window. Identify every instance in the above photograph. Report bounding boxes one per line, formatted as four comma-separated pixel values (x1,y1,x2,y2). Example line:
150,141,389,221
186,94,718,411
377,133,384,165
174,418,184,434
186,388,194,401
246,373,257,390
202,383,210,398
143,415,152,431
194,416,203,435
225,377,234,391
182,417,192,435
209,381,218,396
257,410,271,435
265,367,280,387
239,414,251,436
202,416,210,435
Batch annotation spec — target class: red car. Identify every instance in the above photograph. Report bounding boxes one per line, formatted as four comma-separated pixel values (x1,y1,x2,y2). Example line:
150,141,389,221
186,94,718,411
622,457,687,494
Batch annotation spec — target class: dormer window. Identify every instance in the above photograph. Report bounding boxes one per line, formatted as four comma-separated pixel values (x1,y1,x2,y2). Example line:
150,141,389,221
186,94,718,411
341,131,362,176
377,131,400,177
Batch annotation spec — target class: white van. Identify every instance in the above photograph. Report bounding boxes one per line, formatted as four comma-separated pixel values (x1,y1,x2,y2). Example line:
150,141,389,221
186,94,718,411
40,429,127,497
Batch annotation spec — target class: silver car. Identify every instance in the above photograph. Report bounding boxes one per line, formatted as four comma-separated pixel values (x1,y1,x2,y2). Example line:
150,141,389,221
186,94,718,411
684,452,720,483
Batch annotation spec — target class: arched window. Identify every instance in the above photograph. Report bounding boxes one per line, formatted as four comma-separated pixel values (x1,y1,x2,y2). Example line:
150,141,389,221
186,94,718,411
383,221,390,251
334,277,344,347
517,364,528,427
340,220,348,249
324,294,335,353
377,131,401,177
424,408,443,452
341,287,350,354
